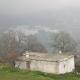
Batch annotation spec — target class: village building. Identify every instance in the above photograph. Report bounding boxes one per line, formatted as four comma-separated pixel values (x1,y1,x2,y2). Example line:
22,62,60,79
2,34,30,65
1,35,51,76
15,51,75,74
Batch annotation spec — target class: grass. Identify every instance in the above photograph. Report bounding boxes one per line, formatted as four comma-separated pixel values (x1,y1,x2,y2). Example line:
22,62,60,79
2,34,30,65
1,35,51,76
0,64,80,80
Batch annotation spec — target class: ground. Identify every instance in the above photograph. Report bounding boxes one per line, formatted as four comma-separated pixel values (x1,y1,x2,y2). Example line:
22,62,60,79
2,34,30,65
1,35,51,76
0,67,80,80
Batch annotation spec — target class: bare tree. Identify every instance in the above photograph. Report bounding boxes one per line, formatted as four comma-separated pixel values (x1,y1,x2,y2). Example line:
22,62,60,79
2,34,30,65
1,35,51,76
16,32,48,53
51,31,77,53
0,31,48,65
24,35,48,53
0,31,20,66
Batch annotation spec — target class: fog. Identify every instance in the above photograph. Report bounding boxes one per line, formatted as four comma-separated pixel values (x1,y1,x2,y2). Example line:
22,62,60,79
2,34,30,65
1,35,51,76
0,0,80,39
0,0,80,15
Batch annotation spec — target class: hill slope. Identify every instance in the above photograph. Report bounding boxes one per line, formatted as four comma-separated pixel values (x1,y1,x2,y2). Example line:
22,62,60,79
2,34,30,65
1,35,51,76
0,67,80,80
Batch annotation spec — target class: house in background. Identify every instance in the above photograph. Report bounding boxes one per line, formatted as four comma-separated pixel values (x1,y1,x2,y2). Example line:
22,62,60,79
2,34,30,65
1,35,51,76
15,51,75,74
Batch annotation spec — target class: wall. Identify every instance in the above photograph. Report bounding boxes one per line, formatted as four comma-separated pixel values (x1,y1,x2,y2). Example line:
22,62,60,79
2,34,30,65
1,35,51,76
30,60,58,73
15,61,27,69
59,57,75,74
15,56,75,74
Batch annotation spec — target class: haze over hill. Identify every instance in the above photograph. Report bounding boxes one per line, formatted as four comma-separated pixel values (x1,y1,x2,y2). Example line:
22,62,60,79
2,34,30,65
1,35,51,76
0,8,80,40
0,0,80,44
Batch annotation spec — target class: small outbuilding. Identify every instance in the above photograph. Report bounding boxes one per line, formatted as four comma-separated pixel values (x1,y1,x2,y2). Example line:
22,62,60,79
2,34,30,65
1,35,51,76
15,51,75,74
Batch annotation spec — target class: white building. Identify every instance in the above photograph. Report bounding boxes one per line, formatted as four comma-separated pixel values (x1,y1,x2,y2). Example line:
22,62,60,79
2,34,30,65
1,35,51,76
15,51,75,74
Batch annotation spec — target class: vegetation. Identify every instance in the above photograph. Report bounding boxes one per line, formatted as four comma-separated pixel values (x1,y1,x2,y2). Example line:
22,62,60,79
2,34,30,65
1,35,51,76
51,31,77,53
0,64,80,80
0,31,47,66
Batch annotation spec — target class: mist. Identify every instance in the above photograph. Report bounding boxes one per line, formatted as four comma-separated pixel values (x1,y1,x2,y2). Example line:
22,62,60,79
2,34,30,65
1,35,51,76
0,0,80,40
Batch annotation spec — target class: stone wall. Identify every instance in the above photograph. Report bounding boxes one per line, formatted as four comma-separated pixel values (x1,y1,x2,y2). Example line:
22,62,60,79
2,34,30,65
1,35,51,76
15,61,27,69
15,55,75,74
30,60,58,73
59,57,75,74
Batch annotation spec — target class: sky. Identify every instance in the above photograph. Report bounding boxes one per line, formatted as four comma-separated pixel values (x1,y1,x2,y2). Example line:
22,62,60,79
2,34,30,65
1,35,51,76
0,0,80,27
0,0,80,15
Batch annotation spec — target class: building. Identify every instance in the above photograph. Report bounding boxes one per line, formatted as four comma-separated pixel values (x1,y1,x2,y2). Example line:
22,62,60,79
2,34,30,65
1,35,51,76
15,51,75,74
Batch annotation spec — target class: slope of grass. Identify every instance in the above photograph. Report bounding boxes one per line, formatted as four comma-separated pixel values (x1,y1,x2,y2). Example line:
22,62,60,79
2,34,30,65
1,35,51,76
0,64,80,80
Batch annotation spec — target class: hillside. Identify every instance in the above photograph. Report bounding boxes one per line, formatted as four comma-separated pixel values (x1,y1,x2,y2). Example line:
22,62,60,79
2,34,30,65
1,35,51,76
0,67,80,80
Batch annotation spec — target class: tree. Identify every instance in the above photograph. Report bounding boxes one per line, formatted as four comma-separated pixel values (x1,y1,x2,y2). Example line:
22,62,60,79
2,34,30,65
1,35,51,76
15,31,48,53
0,31,20,66
26,35,48,53
0,31,47,65
51,31,77,53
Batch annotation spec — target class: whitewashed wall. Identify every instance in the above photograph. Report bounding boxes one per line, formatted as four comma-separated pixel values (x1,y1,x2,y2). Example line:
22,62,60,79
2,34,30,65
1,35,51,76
15,61,27,69
15,56,75,74
30,60,58,73
58,57,75,74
